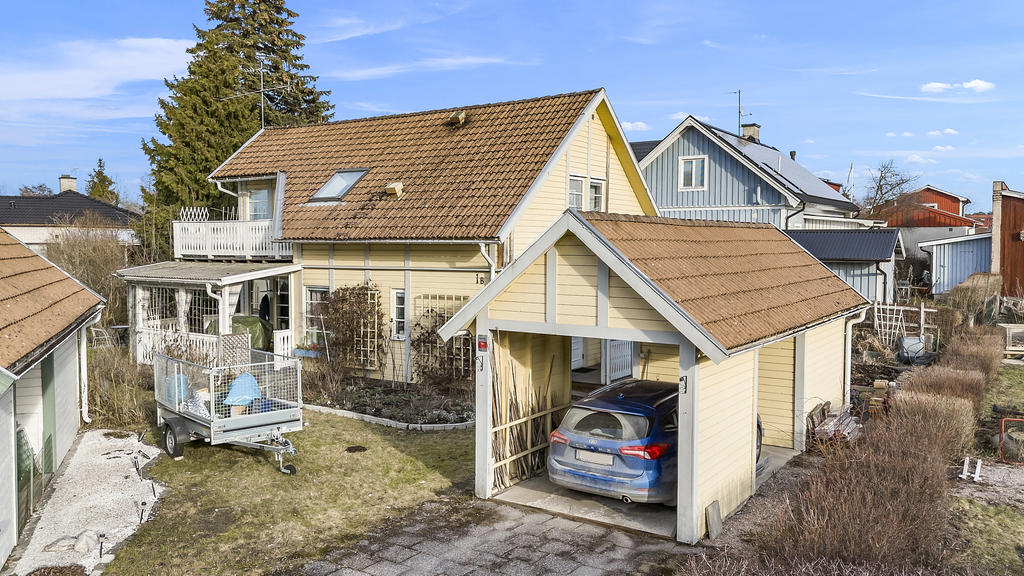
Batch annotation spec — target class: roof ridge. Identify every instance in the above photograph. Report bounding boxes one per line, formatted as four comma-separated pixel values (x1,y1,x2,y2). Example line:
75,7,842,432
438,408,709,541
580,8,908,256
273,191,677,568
580,211,776,229
263,88,603,132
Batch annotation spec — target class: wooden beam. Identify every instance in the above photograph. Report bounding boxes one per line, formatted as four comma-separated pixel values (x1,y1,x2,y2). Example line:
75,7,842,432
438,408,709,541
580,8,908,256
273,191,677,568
677,340,700,544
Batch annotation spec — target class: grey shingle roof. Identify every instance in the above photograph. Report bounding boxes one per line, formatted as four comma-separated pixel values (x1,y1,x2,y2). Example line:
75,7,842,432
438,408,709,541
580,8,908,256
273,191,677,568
116,261,299,286
786,229,901,262
629,140,660,162
0,191,137,226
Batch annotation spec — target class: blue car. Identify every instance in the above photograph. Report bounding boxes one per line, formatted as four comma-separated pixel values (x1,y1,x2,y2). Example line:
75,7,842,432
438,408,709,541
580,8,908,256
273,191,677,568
547,380,763,505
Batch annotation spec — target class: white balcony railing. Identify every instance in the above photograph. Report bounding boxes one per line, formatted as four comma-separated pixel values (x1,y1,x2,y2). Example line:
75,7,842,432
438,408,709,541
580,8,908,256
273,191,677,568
173,219,292,260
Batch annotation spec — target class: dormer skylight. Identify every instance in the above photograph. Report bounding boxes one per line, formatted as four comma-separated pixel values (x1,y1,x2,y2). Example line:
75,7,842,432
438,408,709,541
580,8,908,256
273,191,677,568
310,169,367,201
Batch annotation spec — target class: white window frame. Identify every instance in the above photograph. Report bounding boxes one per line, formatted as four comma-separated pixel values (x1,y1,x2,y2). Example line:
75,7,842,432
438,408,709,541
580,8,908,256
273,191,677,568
248,185,271,220
922,202,938,209
391,288,407,340
304,286,329,347
568,176,586,210
678,155,708,192
588,179,606,212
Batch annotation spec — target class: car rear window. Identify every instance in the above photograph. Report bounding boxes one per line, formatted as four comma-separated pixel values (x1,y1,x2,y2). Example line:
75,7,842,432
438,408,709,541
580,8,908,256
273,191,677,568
561,407,650,441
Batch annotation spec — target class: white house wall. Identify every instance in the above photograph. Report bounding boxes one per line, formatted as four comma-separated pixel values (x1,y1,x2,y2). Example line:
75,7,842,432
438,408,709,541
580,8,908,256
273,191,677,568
15,364,43,456
0,385,16,564
53,334,80,466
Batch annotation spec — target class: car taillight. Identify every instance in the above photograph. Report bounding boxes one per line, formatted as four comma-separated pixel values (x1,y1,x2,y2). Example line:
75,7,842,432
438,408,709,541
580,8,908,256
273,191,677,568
549,430,569,445
619,443,669,460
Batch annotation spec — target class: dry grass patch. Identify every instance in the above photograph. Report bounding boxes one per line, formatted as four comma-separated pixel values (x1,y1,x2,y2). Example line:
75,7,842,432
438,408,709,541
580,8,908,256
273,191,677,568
103,410,472,576
87,347,155,429
758,392,974,568
906,366,987,413
938,331,1004,383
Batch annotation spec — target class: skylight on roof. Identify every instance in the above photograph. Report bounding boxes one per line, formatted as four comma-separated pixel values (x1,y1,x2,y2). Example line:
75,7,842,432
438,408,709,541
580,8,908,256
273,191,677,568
311,169,367,201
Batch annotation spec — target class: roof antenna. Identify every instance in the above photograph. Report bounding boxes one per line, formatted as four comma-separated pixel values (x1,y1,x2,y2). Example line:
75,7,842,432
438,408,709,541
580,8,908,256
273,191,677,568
729,89,752,135
219,53,291,129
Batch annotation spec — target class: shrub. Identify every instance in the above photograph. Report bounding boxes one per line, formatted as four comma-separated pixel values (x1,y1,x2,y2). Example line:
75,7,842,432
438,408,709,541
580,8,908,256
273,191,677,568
676,554,975,576
758,392,974,567
938,331,1003,383
87,347,155,429
317,284,389,376
906,366,986,412
409,308,473,397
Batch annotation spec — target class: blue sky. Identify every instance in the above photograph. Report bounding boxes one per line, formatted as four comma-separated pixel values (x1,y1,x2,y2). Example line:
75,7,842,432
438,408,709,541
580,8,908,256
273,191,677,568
2,1,1022,210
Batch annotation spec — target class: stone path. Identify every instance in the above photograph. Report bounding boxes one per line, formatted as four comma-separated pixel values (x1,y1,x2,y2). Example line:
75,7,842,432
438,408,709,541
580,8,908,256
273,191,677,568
299,499,697,576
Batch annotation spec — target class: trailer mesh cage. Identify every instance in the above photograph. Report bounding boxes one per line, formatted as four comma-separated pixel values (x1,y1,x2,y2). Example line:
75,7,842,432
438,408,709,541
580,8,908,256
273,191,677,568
154,348,302,434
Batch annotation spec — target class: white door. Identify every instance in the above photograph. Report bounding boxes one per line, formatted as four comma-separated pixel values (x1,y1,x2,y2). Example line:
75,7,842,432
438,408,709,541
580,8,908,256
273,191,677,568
0,386,16,563
607,340,634,381
571,337,584,370
52,335,80,467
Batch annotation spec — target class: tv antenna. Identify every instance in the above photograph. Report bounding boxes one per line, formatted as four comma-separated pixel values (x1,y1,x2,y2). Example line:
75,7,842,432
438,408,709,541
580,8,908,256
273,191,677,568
729,89,752,135
844,162,855,194
220,54,291,128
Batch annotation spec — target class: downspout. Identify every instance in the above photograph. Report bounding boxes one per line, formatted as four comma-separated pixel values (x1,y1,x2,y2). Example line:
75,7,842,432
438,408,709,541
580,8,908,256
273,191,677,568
844,308,868,405
875,261,888,304
80,311,103,424
206,282,223,314
479,243,496,281
214,180,237,197
784,201,806,230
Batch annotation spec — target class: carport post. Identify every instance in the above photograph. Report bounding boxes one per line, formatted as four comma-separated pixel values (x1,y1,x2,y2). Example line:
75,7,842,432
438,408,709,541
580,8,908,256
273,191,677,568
474,309,493,499
676,340,700,544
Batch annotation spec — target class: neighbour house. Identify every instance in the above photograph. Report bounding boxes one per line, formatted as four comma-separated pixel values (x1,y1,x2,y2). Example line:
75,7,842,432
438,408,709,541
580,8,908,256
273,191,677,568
0,229,104,565
116,89,659,384
0,176,138,256
918,234,992,295
439,211,869,543
786,229,905,303
866,185,978,261
630,118,871,230
991,180,1024,296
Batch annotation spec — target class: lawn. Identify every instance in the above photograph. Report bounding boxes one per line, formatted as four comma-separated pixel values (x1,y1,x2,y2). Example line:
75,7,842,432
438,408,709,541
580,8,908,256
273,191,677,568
104,411,473,576
986,364,1024,419
954,497,1024,576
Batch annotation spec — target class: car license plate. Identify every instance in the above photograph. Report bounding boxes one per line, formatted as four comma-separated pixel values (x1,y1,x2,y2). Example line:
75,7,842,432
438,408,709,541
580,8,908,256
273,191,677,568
575,449,613,466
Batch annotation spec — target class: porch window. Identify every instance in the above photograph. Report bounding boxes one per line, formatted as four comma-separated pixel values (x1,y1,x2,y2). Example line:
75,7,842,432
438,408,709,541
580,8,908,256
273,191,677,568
678,155,707,191
249,186,271,220
568,176,585,210
276,278,289,330
589,179,605,212
305,287,329,347
392,289,407,340
143,287,177,328
186,289,219,333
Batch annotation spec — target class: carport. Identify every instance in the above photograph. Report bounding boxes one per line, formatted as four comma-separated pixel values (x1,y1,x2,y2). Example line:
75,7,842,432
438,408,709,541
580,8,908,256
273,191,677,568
440,211,867,543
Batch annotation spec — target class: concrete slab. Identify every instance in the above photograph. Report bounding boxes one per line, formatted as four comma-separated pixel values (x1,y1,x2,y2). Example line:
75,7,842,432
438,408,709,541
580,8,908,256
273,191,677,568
756,446,800,490
492,475,676,539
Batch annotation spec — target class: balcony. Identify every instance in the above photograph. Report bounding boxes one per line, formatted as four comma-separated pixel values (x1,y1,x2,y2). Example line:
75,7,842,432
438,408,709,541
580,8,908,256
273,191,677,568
173,219,292,260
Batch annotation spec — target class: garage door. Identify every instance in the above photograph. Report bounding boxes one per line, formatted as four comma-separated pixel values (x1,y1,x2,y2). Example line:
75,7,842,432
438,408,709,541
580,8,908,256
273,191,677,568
52,334,80,467
0,386,16,563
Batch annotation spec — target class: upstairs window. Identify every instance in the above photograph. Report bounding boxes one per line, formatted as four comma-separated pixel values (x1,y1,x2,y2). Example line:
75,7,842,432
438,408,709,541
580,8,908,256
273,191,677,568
568,176,585,210
589,180,605,212
678,156,707,191
310,169,368,202
248,186,270,220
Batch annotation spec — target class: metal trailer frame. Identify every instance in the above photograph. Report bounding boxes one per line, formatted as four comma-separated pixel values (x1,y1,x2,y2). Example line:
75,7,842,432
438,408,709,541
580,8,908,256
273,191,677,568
153,350,303,474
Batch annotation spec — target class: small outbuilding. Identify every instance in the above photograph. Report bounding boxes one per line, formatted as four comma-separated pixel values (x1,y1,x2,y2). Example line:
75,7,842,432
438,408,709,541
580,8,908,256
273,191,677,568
440,211,867,543
787,228,905,303
919,233,993,295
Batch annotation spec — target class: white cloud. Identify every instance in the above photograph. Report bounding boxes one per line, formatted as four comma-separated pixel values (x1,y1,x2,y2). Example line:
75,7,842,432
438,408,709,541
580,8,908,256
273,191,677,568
902,131,914,137
803,139,815,144
0,37,191,101
620,121,650,132
927,130,942,136
702,40,723,49
668,112,710,122
885,132,897,137
933,145,955,152
944,128,959,135
963,79,995,92
314,17,406,42
921,82,953,93
331,56,519,81
906,154,937,164
859,91,996,104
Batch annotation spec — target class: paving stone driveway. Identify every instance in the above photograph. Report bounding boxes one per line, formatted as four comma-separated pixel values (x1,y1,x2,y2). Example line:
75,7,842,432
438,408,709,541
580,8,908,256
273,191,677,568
300,499,697,576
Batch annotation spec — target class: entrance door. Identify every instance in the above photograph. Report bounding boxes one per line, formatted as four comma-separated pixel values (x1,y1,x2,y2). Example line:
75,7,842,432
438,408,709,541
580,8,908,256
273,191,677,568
0,386,16,562
571,337,584,369
607,340,633,381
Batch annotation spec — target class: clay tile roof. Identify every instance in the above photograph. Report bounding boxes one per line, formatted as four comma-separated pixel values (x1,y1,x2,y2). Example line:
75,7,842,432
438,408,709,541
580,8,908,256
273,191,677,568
580,212,867,350
212,89,602,241
0,229,103,373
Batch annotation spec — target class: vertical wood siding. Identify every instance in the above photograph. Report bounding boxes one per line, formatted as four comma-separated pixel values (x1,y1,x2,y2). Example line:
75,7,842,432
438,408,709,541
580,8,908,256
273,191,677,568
827,262,878,302
1000,195,1024,295
757,338,795,448
53,335,79,466
15,364,43,455
642,128,785,225
0,386,15,563
697,351,757,536
930,237,992,294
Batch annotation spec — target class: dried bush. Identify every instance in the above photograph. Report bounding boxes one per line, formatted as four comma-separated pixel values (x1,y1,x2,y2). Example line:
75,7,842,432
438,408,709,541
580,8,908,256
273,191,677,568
87,347,155,429
317,284,389,376
906,366,987,412
677,554,977,576
759,392,973,567
46,212,132,326
938,331,1004,383
409,308,473,397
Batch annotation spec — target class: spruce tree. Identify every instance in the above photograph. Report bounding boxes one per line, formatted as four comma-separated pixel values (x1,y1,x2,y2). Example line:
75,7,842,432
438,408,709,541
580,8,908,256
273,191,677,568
86,158,119,205
142,0,332,211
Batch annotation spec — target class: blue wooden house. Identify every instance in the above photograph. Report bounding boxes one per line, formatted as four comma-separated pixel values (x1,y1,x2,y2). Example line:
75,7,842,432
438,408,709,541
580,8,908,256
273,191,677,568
631,117,871,230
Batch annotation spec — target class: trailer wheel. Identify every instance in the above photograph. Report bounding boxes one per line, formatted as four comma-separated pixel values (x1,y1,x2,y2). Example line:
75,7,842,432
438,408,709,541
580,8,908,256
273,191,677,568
281,464,297,475
163,421,186,458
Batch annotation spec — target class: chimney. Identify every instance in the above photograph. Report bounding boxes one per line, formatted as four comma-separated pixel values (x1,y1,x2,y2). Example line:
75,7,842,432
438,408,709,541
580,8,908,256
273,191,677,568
789,150,797,161
992,180,1007,276
58,174,77,193
741,123,760,142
